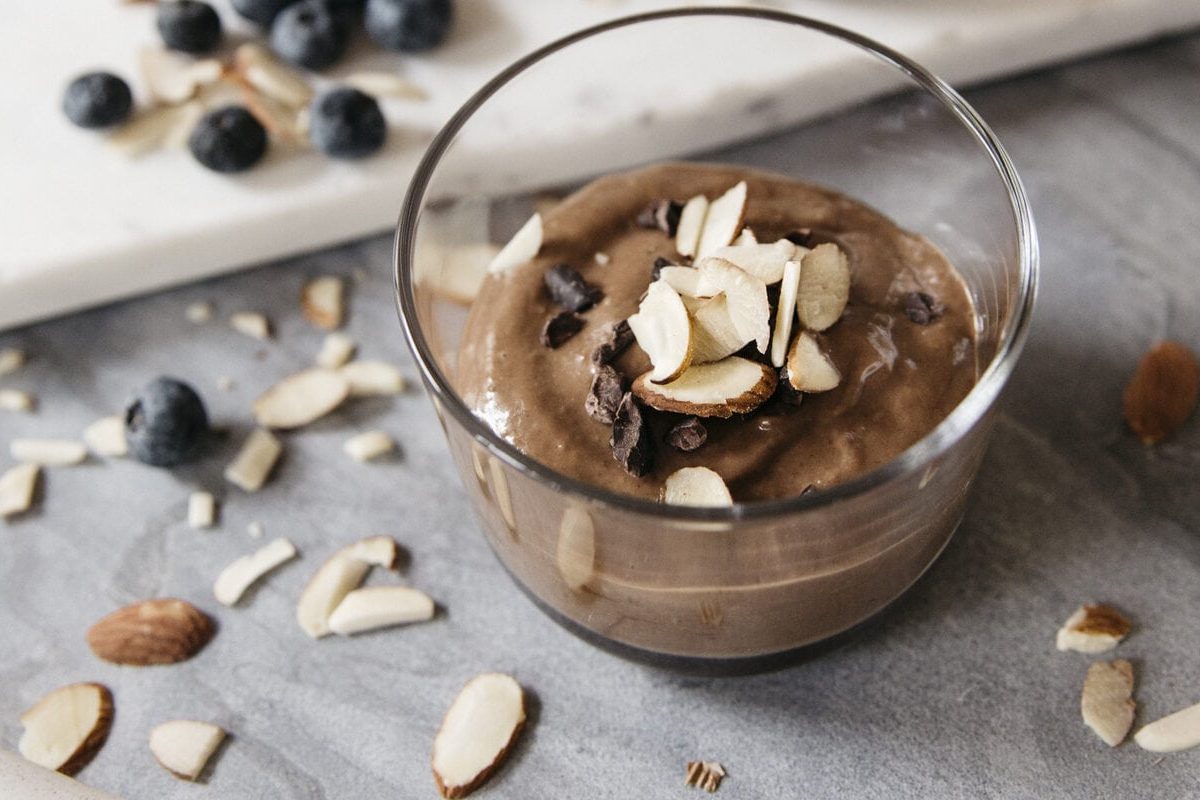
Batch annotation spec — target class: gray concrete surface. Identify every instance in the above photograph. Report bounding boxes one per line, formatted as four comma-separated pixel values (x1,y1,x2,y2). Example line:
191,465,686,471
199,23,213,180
2,32,1200,799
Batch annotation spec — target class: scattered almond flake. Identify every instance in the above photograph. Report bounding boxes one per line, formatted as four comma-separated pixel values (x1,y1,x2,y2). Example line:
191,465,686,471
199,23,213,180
301,276,345,330
795,243,851,332
339,361,406,396
556,506,595,591
787,331,840,392
634,357,776,418
185,301,214,323
696,257,770,352
685,761,726,793
0,463,41,518
10,439,87,467
695,181,747,259
487,213,543,274
733,227,757,245
327,586,434,635
690,296,748,363
246,521,264,539
148,720,226,781
593,251,611,266
0,347,26,376
237,77,306,145
213,536,297,605
296,536,398,638
187,491,216,529
432,674,526,799
254,368,350,429
1056,604,1131,654
83,415,128,457
234,43,314,109
343,430,396,462
711,239,800,285
658,265,703,298
1134,699,1200,753
230,312,271,340
139,47,223,104
216,376,235,392
18,682,113,776
1081,659,1135,747
628,280,693,383
224,428,283,492
0,389,35,413
769,260,802,368
675,194,708,258
108,102,202,158
342,71,427,100
663,467,733,507
316,332,357,368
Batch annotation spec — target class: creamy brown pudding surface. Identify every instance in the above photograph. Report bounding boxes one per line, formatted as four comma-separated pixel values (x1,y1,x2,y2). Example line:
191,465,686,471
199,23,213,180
456,163,977,502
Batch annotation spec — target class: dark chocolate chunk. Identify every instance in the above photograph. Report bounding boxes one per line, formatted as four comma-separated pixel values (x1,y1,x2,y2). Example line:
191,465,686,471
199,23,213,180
666,417,707,452
785,229,814,247
591,319,635,366
545,263,604,312
540,311,585,348
636,199,683,236
585,364,627,424
610,392,654,476
651,256,673,282
904,291,945,325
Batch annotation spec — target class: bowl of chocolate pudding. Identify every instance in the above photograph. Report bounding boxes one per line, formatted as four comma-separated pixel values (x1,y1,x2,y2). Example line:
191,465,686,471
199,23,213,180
394,9,1037,663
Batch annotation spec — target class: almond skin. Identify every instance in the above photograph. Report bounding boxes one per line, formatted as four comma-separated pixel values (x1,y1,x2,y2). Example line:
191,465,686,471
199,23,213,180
1123,340,1199,444
87,599,215,666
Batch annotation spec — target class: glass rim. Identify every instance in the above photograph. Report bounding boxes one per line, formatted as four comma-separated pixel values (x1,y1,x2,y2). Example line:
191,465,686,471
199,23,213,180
393,6,1040,522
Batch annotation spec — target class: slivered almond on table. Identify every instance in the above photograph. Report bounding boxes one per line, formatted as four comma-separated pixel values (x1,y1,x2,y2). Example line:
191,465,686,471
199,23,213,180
432,674,526,798
296,536,399,638
1055,603,1131,654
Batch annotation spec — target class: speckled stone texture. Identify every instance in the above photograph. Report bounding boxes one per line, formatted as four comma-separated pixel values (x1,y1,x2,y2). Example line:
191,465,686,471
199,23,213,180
2,33,1199,799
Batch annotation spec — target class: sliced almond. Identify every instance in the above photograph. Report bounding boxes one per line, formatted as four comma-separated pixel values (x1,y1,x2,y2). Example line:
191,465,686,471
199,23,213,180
19,683,113,776
432,674,526,799
148,720,225,781
556,506,594,591
253,368,350,429
339,360,407,396
770,260,802,368
238,81,306,145
224,428,283,492
658,265,704,298
1081,659,1135,747
424,243,500,305
0,463,41,518
0,388,35,412
696,257,770,352
796,243,850,332
487,213,542,274
1056,604,1131,654
0,347,25,376
87,598,214,666
108,102,202,158
10,439,87,467
685,761,727,793
185,301,214,323
1123,340,1200,445
296,536,398,638
627,280,693,383
633,357,776,418
139,47,223,104
663,467,733,508
327,586,434,635
316,332,357,368
343,71,427,100
300,276,344,330
234,43,313,109
230,312,271,340
711,239,802,285
1134,700,1200,753
674,194,708,258
690,296,748,364
733,227,757,245
214,537,298,606
343,430,396,461
187,491,216,529
787,332,840,392
695,181,747,259
83,415,127,457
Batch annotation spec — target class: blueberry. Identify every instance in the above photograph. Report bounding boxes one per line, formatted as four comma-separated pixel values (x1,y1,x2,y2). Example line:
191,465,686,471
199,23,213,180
309,88,386,159
270,0,351,70
125,378,210,467
188,106,268,173
365,0,452,51
157,0,222,54
62,72,133,129
231,0,299,26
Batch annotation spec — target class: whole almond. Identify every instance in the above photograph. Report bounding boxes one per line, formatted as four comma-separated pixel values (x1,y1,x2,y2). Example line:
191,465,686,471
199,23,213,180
1122,341,1199,444
87,599,215,666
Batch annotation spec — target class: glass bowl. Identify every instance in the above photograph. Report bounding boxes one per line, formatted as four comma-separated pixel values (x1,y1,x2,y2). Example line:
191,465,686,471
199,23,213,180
393,9,1037,662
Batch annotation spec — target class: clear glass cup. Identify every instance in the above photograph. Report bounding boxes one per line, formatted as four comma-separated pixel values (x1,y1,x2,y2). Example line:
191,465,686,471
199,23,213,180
394,9,1038,663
